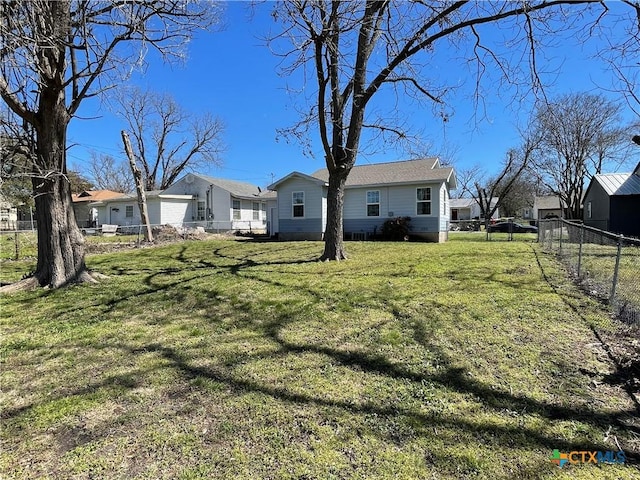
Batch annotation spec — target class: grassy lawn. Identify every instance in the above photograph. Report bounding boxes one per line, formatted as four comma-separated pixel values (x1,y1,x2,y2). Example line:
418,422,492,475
1,237,638,479
0,232,141,262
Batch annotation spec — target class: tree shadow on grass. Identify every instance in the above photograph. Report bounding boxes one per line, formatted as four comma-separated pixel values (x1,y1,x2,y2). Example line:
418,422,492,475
131,340,639,465
4,242,639,476
530,245,640,415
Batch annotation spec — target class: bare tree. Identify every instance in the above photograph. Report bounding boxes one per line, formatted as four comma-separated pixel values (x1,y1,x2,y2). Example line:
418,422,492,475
496,171,541,218
270,0,602,260
115,87,225,191
530,93,628,219
88,153,134,193
592,2,640,117
0,1,220,290
1,109,37,205
465,140,538,236
122,131,153,243
452,166,483,200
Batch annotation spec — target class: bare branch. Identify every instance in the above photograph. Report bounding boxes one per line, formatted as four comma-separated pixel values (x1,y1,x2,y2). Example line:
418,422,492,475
114,87,224,191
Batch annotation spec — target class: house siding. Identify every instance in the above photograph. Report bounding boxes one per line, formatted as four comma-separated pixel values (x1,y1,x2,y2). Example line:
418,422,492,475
270,162,456,243
341,183,445,239
278,218,324,240
387,183,441,220
343,218,386,236
583,182,610,231
344,186,388,219
440,184,449,231
273,176,326,240
107,201,139,226
610,196,640,237
212,186,230,222
160,199,190,225
278,178,326,224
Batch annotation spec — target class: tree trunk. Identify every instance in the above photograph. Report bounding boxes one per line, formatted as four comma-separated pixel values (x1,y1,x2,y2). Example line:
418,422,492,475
320,170,349,261
31,93,93,288
122,131,154,242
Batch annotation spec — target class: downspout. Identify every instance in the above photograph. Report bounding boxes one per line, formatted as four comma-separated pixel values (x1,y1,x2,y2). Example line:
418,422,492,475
209,185,214,220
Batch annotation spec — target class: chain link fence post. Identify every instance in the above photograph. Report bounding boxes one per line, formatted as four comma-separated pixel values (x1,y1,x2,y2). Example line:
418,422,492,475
577,223,584,278
539,220,639,324
610,234,623,305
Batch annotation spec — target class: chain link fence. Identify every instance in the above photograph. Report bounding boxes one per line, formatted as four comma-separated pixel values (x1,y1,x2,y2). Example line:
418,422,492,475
539,219,640,324
0,220,269,261
0,230,38,260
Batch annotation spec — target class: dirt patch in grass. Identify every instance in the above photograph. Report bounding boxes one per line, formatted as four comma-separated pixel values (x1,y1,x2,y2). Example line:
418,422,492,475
596,324,640,407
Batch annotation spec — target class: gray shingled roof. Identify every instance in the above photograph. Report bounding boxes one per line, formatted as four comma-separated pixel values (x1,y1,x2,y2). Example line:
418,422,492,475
309,158,454,187
197,174,263,198
594,173,640,196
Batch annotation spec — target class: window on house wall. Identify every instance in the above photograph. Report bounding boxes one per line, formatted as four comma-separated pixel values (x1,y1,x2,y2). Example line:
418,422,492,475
197,201,205,220
366,190,380,216
416,188,431,215
292,191,304,218
125,205,134,218
232,199,241,220
252,202,260,220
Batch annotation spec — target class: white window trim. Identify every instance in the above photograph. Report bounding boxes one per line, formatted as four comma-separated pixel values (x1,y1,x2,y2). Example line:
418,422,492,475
232,199,241,220
292,191,305,219
125,205,134,218
197,201,206,220
252,202,260,221
416,187,432,216
366,190,380,217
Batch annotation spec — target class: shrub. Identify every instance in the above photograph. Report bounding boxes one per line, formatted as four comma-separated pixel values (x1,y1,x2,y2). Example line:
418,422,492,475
381,216,411,241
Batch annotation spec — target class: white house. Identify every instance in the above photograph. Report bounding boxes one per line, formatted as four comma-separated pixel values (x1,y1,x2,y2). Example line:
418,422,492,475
163,173,275,233
0,194,18,231
91,173,275,233
533,195,563,221
71,190,124,228
91,190,193,229
449,197,499,222
267,158,457,242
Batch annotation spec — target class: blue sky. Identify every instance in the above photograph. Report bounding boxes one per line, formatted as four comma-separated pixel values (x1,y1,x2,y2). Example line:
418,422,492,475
67,1,639,190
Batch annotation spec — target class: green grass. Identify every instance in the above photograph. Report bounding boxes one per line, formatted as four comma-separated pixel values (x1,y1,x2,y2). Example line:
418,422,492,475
539,237,640,324
0,232,140,262
1,238,639,479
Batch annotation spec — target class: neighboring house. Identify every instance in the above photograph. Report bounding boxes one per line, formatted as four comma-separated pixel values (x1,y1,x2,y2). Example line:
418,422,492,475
533,195,563,221
91,173,274,233
449,197,499,221
268,158,457,242
162,173,275,233
0,194,18,231
91,190,193,229
72,190,123,228
583,162,640,237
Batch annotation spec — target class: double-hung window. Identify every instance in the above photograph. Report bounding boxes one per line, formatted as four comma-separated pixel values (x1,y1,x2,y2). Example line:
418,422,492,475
232,199,241,220
366,190,380,217
197,201,205,220
292,192,305,218
416,187,431,215
252,202,260,220
125,205,134,218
